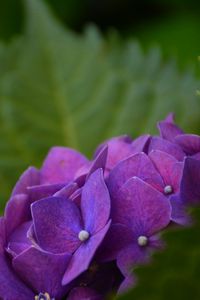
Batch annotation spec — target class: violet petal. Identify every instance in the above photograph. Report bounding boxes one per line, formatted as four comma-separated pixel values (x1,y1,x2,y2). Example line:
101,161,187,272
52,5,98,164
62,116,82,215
13,246,71,299
62,221,111,285
68,287,102,300
131,134,151,154
175,134,200,155
40,147,88,184
5,194,30,238
180,157,200,205
0,253,34,300
148,137,185,161
149,150,183,193
81,169,110,234
112,177,171,236
31,197,82,253
11,166,40,197
107,152,164,199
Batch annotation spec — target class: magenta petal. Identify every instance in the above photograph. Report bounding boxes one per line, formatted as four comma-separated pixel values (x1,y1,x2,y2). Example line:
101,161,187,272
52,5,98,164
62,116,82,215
11,166,40,197
117,244,150,276
40,147,88,184
131,134,151,154
53,182,78,198
0,253,34,300
13,246,71,299
158,121,184,142
9,221,32,244
81,169,110,234
149,150,183,193
32,197,82,253
118,274,136,295
68,287,102,300
175,134,200,155
62,221,111,285
107,152,164,199
148,137,185,161
5,194,30,238
0,217,5,250
180,157,200,205
7,242,30,257
28,183,65,202
112,177,171,236
164,113,175,123
96,224,134,262
169,194,191,226
94,136,133,171
87,145,108,179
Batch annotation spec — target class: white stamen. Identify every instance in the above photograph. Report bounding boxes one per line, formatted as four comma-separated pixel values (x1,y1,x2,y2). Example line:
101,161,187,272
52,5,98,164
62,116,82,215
138,235,148,246
78,230,90,242
164,185,173,195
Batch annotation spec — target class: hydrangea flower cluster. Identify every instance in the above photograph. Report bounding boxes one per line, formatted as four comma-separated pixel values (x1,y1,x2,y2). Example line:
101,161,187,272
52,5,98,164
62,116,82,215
0,114,200,300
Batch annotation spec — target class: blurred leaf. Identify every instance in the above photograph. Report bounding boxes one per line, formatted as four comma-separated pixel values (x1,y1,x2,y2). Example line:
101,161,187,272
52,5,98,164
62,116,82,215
118,208,200,300
135,13,200,69
0,0,199,211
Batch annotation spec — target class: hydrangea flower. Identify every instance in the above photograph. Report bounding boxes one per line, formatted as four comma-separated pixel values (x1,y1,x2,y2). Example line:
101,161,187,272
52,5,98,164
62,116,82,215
0,114,200,299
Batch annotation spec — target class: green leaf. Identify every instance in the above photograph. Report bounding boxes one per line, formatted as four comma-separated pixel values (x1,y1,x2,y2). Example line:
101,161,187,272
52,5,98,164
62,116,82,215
0,0,199,211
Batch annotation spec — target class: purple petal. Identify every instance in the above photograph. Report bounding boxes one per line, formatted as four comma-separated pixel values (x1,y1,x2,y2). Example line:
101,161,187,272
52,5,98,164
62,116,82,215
118,274,136,295
68,287,102,300
71,188,82,206
164,113,175,123
148,137,185,161
81,169,110,234
40,147,88,184
53,182,78,198
180,157,200,205
74,146,108,187
117,244,150,276
94,136,133,172
0,253,34,300
7,221,32,257
175,134,200,155
62,221,111,285
107,152,164,199
157,120,184,142
0,217,5,250
5,194,30,238
149,150,183,193
13,246,71,299
131,134,151,154
96,224,134,263
169,194,191,226
7,242,30,257
28,183,65,202
31,197,82,253
11,167,40,197
192,152,200,160
112,177,171,236
9,221,32,244
74,163,91,187
87,145,108,179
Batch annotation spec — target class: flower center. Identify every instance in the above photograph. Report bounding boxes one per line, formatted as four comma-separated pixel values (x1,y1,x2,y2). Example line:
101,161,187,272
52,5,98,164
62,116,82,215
164,185,173,195
137,235,148,246
78,230,90,242
35,293,54,300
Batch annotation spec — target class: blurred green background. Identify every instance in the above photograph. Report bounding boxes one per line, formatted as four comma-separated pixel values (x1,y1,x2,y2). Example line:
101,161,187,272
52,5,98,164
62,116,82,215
1,0,200,69
0,0,200,299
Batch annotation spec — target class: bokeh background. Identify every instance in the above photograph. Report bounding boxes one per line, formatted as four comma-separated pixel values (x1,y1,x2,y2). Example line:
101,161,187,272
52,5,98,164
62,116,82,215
0,0,200,299
1,0,200,69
